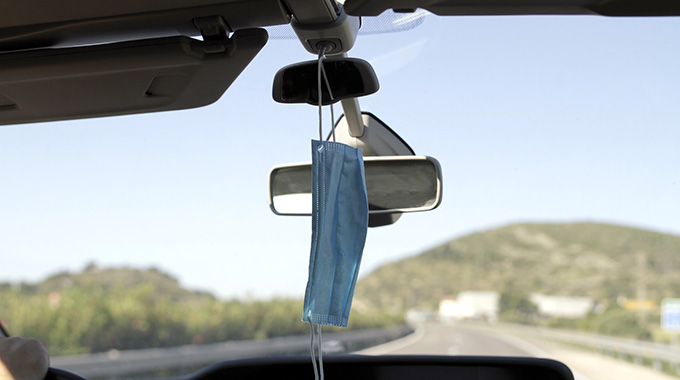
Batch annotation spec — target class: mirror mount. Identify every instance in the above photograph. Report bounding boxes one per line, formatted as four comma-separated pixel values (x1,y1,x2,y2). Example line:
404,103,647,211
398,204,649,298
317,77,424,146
291,4,361,56
367,213,402,228
340,97,365,137
331,112,414,156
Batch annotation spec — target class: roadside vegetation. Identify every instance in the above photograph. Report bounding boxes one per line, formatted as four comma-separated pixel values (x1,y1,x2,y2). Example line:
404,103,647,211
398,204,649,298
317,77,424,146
541,307,664,342
497,290,665,342
0,265,403,356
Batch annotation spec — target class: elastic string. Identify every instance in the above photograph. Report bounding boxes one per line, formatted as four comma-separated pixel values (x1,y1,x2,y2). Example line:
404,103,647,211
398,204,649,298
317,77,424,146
317,48,326,142
317,46,336,142
317,323,325,380
308,321,320,380
320,64,335,102
319,58,335,142
330,104,335,142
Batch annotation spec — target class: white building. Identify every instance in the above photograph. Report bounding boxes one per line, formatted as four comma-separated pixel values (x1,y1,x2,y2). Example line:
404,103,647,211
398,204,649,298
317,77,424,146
438,291,499,321
530,293,593,318
438,297,475,320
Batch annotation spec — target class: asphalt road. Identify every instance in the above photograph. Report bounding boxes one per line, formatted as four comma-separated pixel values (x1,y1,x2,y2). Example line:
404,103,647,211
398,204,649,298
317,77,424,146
358,321,537,356
357,321,678,380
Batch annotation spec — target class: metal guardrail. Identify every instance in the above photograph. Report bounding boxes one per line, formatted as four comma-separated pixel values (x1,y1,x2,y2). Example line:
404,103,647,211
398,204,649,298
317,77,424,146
502,324,680,376
50,325,413,379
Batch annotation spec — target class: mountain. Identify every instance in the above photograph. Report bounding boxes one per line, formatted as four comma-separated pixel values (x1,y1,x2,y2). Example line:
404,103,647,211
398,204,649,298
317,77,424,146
354,222,680,313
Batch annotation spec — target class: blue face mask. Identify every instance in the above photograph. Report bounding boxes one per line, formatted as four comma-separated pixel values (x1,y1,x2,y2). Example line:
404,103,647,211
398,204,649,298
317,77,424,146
302,139,369,327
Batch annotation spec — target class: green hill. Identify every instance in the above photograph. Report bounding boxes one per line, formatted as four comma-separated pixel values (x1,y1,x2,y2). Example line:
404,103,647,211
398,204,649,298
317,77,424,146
1,265,402,355
31,263,212,303
354,222,680,313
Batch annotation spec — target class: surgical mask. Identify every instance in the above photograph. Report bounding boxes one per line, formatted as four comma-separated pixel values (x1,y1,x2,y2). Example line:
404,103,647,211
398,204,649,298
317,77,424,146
302,139,369,327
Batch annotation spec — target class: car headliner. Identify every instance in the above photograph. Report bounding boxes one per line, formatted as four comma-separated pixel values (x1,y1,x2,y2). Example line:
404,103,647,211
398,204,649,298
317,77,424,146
2,0,678,51
0,0,677,127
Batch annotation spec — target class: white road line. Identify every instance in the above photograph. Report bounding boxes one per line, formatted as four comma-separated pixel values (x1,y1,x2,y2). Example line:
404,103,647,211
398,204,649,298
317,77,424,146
353,324,426,355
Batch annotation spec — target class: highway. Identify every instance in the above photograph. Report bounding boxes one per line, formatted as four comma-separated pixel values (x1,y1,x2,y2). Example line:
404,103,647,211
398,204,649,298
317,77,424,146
357,321,678,380
358,322,537,357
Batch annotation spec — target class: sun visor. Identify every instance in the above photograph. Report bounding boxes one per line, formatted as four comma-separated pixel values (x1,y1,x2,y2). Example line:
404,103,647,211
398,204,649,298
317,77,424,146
344,0,680,16
0,28,267,126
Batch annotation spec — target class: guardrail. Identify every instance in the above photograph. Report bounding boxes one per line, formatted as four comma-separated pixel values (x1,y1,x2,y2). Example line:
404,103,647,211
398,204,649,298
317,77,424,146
50,325,413,380
501,324,680,377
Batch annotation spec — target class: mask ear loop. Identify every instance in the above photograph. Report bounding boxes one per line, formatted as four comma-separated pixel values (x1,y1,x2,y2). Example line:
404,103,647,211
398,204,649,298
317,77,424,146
317,323,325,380
329,103,335,142
317,46,336,143
308,320,320,380
308,320,326,380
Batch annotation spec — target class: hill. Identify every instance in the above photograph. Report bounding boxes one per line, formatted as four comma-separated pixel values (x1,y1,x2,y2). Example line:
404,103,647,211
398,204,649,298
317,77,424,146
354,222,680,313
0,264,402,355
28,263,213,303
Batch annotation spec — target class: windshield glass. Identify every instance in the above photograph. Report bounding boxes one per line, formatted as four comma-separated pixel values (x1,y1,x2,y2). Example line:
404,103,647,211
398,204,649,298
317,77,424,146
1,13,679,380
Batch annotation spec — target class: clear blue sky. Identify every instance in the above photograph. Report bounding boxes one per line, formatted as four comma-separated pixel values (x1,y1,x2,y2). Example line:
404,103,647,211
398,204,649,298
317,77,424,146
1,15,678,299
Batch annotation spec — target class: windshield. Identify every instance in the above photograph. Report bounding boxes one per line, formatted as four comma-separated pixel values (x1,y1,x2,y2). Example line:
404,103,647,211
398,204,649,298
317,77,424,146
1,13,679,380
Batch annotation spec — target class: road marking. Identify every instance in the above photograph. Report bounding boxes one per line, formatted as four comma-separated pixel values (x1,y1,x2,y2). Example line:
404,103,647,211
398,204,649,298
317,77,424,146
354,324,426,355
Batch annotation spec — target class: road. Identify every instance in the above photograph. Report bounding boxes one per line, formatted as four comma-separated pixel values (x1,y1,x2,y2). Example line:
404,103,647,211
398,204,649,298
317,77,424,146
357,321,678,380
358,322,536,357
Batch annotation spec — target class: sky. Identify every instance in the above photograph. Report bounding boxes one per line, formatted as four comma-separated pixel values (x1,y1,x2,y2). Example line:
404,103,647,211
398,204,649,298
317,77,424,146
1,14,679,299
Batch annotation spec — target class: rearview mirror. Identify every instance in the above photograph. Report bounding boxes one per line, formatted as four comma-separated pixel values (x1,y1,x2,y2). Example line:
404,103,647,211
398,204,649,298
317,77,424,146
269,156,442,215
272,57,379,105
